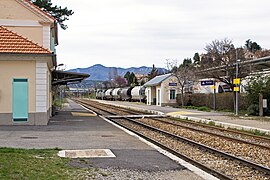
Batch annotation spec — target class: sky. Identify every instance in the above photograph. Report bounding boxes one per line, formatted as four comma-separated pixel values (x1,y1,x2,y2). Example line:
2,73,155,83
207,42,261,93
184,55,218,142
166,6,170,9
54,0,270,70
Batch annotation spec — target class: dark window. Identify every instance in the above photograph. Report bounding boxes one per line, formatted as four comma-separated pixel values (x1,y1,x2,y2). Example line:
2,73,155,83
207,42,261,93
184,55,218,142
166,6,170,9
13,79,28,82
170,90,176,100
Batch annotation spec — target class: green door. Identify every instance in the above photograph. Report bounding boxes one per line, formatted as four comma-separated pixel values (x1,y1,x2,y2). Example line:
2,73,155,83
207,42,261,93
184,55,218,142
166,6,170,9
13,79,28,122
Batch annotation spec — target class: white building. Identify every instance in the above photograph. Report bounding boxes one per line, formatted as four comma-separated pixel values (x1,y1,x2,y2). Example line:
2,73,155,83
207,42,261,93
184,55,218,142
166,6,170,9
144,74,180,106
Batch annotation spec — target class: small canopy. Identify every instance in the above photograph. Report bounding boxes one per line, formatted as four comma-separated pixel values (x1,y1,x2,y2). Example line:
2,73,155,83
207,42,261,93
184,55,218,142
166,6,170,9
52,70,90,86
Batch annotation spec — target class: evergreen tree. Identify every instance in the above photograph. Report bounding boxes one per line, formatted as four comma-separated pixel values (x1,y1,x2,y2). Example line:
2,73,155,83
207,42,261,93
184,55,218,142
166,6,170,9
124,71,131,85
124,71,138,86
31,0,74,30
193,52,200,65
148,64,158,80
245,39,262,53
130,72,138,86
180,58,192,67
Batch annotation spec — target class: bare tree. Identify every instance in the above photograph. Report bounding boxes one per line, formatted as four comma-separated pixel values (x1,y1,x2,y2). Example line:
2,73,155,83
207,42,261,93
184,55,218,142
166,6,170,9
202,38,240,67
199,38,248,90
198,38,264,110
166,59,196,106
114,76,128,87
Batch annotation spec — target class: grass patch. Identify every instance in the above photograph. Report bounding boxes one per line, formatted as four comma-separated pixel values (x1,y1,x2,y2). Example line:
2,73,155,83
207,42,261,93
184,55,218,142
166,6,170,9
53,98,68,109
0,148,102,179
207,121,216,126
197,106,211,112
231,128,270,138
88,93,96,99
181,106,211,112
251,129,267,136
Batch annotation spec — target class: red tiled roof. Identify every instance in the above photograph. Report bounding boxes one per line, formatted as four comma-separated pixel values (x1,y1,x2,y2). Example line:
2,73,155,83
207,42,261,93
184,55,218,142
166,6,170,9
21,0,55,21
0,26,52,54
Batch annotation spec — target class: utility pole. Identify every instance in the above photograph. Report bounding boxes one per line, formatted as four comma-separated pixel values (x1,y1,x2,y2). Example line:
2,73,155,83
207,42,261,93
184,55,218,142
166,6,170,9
235,59,240,115
259,93,263,116
213,80,216,111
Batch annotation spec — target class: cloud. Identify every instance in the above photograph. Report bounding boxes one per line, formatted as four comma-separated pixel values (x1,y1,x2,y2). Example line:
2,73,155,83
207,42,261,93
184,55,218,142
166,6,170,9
55,0,270,69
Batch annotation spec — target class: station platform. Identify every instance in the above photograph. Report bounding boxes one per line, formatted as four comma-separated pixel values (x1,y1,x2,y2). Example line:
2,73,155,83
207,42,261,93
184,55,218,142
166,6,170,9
93,99,270,135
0,99,208,180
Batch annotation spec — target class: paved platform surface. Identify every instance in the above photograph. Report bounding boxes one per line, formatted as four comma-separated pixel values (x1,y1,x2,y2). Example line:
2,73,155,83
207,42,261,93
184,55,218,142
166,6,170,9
94,99,270,133
0,100,206,180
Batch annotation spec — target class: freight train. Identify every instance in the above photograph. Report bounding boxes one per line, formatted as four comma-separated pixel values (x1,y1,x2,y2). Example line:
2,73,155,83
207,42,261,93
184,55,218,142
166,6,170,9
96,86,146,102
96,79,234,103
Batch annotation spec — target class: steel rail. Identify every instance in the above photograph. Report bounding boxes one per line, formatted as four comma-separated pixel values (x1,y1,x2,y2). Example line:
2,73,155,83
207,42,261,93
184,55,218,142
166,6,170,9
76,99,147,115
167,117,270,142
149,118,270,150
76,99,270,145
77,98,270,146
91,102,140,115
73,99,270,178
74,99,117,116
118,117,270,176
107,117,232,180
74,99,231,178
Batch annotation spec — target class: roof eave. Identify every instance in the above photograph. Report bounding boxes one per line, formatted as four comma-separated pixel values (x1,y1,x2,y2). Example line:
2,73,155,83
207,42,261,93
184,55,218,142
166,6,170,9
17,0,55,23
0,52,53,56
144,82,161,87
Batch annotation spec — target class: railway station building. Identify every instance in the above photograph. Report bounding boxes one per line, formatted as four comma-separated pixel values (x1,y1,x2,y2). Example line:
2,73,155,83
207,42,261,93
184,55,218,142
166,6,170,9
0,0,89,125
0,0,58,125
144,73,180,106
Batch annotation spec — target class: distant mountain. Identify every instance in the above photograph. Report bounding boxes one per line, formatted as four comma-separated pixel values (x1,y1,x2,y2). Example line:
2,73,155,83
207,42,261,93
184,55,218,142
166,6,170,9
68,64,167,81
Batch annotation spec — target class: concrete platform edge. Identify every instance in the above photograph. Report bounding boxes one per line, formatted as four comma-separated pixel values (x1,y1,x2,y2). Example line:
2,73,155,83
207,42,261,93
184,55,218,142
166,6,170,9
99,115,217,180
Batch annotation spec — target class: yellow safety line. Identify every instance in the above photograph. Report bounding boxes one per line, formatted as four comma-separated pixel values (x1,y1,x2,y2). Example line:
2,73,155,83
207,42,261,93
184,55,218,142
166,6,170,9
167,111,200,116
71,112,96,117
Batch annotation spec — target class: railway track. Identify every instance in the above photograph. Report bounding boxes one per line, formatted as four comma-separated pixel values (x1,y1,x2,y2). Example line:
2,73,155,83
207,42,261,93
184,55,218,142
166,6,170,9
74,99,145,115
75,98,270,146
74,98,270,179
135,118,270,168
110,117,270,179
159,117,270,148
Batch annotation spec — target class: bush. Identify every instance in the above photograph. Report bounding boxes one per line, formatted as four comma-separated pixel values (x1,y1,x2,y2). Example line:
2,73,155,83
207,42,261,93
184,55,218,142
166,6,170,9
53,98,67,108
247,104,259,115
54,99,62,108
245,75,270,105
177,93,249,111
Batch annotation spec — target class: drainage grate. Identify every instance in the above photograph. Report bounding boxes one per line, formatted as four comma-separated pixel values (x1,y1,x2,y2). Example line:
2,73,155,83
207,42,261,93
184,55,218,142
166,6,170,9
21,136,38,139
101,135,114,137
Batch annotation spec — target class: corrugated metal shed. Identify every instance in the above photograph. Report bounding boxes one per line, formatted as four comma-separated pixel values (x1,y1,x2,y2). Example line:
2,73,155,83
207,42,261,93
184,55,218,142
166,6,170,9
144,73,172,87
